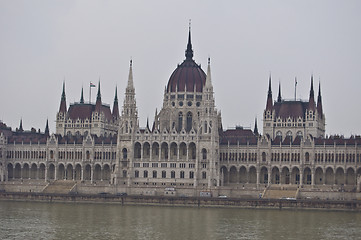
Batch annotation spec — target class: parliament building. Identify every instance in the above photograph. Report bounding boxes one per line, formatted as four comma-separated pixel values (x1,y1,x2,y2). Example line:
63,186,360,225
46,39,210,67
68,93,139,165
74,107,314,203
1,29,360,199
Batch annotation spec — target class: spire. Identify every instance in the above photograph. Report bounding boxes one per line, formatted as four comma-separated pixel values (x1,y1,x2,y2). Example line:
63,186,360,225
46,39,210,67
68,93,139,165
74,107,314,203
308,75,316,111
317,81,323,118
95,81,102,112
266,75,273,110
80,87,84,104
254,117,259,136
146,117,150,130
185,20,193,60
112,86,120,120
277,82,282,102
19,118,23,132
45,119,49,136
205,57,213,88
127,60,134,89
59,82,67,113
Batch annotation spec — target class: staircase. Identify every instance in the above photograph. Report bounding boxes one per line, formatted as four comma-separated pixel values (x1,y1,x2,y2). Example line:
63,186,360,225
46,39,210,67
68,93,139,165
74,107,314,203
42,180,76,194
263,186,298,199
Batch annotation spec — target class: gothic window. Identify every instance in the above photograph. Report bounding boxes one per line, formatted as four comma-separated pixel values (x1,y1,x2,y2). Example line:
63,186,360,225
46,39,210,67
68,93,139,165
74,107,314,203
162,171,166,178
202,148,207,160
171,171,175,178
262,152,266,162
180,171,185,178
122,148,127,160
276,131,282,138
135,170,139,178
143,170,148,178
178,112,183,131
186,112,192,132
189,171,194,179
153,171,157,178
202,171,207,179
204,121,207,133
305,152,310,162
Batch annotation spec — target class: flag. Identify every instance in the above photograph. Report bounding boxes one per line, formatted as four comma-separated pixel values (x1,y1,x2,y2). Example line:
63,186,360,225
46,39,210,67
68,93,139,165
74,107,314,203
295,77,298,86
90,82,96,88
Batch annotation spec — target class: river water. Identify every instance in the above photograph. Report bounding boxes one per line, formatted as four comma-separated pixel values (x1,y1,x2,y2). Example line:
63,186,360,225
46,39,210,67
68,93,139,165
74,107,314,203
0,201,360,240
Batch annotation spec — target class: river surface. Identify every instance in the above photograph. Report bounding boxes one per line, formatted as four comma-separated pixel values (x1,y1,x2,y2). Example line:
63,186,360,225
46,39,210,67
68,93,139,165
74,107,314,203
0,201,360,240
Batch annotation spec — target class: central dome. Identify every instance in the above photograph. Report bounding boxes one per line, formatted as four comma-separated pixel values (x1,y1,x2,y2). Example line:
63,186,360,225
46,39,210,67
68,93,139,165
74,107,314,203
166,30,206,93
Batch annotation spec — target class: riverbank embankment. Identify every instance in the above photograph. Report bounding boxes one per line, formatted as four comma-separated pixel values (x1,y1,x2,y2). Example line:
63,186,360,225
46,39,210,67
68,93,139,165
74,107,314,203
1,191,360,211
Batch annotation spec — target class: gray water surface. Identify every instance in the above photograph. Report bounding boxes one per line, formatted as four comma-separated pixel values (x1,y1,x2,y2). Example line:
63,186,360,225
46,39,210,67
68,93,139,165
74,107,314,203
0,201,360,240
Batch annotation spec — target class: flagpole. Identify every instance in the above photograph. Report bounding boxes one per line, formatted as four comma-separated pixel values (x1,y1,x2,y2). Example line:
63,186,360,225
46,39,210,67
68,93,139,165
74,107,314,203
89,82,91,104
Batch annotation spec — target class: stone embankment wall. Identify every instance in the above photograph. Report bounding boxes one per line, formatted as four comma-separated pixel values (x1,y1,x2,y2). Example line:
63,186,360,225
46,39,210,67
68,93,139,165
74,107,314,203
0,192,361,211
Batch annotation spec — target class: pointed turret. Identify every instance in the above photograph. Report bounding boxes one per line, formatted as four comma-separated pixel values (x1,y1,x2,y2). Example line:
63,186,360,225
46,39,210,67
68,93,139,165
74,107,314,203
19,118,23,132
80,87,84,104
254,117,259,136
317,81,323,118
127,60,134,89
185,23,193,60
59,82,67,113
95,81,102,112
146,117,150,131
277,82,282,102
205,57,213,88
45,119,49,136
112,86,120,120
308,75,316,111
266,75,273,110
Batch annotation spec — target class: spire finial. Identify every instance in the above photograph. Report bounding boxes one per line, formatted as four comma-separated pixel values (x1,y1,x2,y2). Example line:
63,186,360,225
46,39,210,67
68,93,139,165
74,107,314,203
45,119,49,136
185,21,193,60
127,59,134,89
310,75,314,98
277,82,282,102
254,117,259,135
19,118,23,132
97,80,101,100
80,87,84,103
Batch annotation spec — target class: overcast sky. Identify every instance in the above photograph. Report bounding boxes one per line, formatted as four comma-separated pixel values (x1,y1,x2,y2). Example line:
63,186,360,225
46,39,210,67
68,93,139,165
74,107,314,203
1,1,360,136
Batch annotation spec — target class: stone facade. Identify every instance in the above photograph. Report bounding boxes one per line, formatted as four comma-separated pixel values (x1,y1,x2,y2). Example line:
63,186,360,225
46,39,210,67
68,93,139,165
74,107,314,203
0,29,360,197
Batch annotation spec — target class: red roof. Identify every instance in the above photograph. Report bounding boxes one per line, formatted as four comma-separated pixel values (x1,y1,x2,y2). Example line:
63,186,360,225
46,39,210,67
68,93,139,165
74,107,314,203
274,101,308,119
167,59,206,93
67,103,113,122
220,128,257,145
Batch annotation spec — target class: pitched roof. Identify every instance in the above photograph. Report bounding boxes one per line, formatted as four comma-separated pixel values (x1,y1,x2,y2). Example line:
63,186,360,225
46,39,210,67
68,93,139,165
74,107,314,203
220,127,257,145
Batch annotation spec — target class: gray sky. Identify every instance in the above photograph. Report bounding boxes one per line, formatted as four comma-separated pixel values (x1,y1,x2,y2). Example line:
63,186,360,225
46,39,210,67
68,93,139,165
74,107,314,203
1,0,360,136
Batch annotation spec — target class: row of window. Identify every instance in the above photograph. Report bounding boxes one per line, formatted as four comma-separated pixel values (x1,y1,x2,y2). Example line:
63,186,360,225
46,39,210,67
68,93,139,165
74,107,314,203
133,162,201,168
220,152,257,161
134,170,207,179
314,153,361,163
6,150,47,159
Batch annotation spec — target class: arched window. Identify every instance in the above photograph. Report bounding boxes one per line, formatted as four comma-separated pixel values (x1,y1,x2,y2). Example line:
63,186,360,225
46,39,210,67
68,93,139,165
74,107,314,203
134,170,139,178
122,148,127,160
178,112,183,131
305,152,310,162
162,171,166,178
143,170,148,178
262,152,266,162
186,112,192,131
180,171,185,178
202,148,207,160
189,171,194,179
204,121,208,133
153,171,157,178
171,171,176,178
276,131,282,138
86,151,90,160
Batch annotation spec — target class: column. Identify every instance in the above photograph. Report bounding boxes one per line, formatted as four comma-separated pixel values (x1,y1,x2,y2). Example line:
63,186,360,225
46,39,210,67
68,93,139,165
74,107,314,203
311,169,315,187
268,168,272,186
